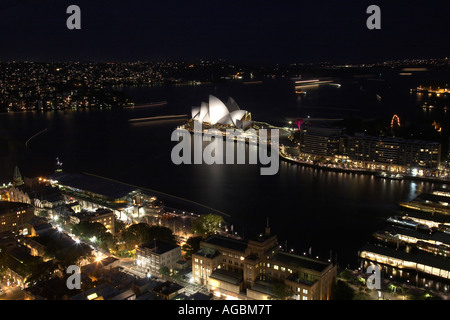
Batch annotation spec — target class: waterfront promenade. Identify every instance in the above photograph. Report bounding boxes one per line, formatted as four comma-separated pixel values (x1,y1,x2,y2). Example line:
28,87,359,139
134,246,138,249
279,146,450,185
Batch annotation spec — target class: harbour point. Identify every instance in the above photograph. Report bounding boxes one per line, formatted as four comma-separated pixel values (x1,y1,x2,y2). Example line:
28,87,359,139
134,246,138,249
171,95,280,175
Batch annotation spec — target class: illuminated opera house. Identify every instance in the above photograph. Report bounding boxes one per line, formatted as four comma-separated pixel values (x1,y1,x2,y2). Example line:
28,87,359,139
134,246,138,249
191,95,252,129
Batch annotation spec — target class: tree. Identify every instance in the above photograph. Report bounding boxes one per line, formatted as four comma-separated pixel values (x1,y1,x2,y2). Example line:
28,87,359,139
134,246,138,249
72,221,115,251
38,210,49,218
123,223,152,247
99,231,115,252
114,219,127,233
182,236,203,258
159,266,171,277
148,225,176,244
120,223,177,250
40,234,93,270
270,282,294,300
192,214,224,236
0,245,8,277
72,221,107,241
25,259,55,285
331,280,355,300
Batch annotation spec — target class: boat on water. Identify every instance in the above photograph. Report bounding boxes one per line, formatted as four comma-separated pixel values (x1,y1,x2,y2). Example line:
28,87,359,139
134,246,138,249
295,88,307,95
376,172,404,180
386,216,430,231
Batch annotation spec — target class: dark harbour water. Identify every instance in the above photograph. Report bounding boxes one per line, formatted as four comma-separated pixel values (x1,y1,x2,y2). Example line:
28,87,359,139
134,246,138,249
0,74,448,268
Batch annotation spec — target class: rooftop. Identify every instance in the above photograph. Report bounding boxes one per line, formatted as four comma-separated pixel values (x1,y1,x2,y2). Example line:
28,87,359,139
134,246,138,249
139,240,179,254
271,252,332,273
248,280,274,295
195,248,220,259
0,201,32,214
110,289,136,300
402,209,449,224
28,216,49,227
14,184,62,202
189,292,212,300
203,235,248,253
70,283,120,300
75,208,114,220
381,225,450,246
50,172,136,200
360,243,450,271
348,133,441,145
209,268,243,285
417,193,450,205
153,281,184,296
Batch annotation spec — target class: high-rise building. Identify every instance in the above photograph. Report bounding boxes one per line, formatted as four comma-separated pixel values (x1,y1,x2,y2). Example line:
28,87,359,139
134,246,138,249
342,134,441,168
298,125,442,168
300,125,343,157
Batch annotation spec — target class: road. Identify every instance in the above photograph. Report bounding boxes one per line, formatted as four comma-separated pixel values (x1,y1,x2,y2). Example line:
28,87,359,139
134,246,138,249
118,259,210,296
0,284,25,300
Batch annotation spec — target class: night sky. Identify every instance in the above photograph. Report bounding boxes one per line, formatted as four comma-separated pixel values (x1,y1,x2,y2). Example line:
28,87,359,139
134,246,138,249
1,0,449,63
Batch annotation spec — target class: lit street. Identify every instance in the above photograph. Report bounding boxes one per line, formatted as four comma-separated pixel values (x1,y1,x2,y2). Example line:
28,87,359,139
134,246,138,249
0,284,24,301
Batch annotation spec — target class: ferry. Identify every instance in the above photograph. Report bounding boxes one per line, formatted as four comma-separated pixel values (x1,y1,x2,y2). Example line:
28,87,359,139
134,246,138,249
386,216,430,231
376,172,404,180
293,78,333,95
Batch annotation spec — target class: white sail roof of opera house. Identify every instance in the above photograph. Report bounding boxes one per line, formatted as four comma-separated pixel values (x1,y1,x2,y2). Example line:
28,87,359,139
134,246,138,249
191,95,252,128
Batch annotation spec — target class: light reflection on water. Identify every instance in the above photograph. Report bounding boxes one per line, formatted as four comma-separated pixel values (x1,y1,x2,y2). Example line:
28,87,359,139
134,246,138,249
0,78,446,267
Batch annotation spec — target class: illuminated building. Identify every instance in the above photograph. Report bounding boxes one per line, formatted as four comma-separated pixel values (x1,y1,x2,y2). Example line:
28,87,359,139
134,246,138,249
411,85,450,97
152,281,185,300
399,192,450,215
4,247,34,289
297,124,441,169
0,201,34,233
191,95,252,129
70,208,116,234
136,240,182,276
8,174,64,217
341,134,441,169
49,172,153,222
191,225,336,300
299,125,343,156
359,243,450,292
70,283,132,300
372,225,450,258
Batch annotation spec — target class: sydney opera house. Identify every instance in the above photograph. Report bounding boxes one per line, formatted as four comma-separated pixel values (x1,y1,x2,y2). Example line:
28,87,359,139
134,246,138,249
191,95,252,130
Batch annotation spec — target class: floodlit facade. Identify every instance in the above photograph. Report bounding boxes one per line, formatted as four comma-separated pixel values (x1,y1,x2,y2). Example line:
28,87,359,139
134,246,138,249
359,243,450,291
191,95,252,129
136,240,182,276
192,226,337,300
0,201,34,234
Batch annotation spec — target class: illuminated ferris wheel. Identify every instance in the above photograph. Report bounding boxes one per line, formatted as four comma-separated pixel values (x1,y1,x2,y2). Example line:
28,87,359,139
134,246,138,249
391,114,400,128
